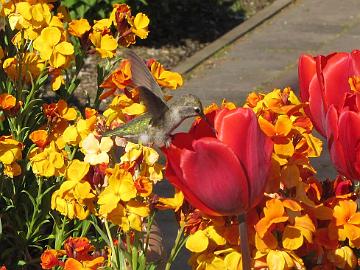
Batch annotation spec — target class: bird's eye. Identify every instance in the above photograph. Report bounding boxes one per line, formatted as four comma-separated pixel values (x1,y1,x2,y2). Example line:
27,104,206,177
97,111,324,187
194,107,201,113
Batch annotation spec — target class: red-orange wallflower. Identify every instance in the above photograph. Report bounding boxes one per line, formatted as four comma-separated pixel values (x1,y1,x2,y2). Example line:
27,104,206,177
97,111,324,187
40,249,62,269
29,130,49,148
100,59,132,99
0,93,16,110
64,237,94,261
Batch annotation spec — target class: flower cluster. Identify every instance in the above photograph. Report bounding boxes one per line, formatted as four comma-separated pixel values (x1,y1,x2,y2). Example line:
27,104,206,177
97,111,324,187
40,237,105,270
0,1,184,269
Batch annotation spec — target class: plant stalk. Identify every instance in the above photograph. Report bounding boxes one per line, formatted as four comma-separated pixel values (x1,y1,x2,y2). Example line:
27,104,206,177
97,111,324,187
239,213,251,270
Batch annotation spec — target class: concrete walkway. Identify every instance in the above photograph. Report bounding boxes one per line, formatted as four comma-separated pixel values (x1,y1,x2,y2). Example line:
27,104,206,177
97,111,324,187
162,0,360,268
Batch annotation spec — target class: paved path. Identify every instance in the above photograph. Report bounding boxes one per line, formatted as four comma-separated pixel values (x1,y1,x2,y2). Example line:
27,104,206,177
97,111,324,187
162,0,360,268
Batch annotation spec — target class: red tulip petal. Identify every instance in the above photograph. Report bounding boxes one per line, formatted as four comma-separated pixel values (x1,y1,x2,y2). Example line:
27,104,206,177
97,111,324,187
350,50,360,75
189,110,217,139
308,77,327,136
326,106,348,178
338,111,360,180
164,136,231,216
298,54,316,102
214,108,273,208
179,137,249,216
322,52,352,110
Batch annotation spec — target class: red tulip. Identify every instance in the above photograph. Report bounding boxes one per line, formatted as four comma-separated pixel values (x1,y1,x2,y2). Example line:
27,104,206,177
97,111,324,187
298,50,360,136
163,108,273,216
326,105,360,181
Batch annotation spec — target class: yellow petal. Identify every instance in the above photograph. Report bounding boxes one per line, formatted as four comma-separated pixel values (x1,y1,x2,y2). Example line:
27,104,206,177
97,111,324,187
282,226,303,250
55,41,74,56
274,140,294,157
122,103,146,115
275,115,292,136
267,250,285,270
99,137,113,152
66,159,89,182
186,230,209,253
63,125,79,145
101,34,118,51
41,27,61,47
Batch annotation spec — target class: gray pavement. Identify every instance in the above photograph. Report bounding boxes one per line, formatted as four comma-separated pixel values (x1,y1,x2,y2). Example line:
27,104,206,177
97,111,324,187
162,0,360,268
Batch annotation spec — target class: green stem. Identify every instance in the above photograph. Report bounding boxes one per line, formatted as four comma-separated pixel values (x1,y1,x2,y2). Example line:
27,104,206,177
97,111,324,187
104,219,117,265
26,178,42,239
144,212,156,254
239,214,251,270
165,224,185,270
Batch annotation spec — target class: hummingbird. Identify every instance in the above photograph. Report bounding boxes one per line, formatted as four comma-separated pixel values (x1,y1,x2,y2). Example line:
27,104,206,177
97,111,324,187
102,50,206,148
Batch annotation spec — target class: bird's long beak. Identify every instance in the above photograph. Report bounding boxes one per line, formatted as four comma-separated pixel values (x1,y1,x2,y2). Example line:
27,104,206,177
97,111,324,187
197,111,217,136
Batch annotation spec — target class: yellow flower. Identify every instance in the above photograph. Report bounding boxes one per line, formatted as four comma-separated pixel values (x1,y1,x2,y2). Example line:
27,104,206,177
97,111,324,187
97,165,151,230
51,160,95,220
68,19,91,38
29,142,66,177
49,69,64,91
131,13,149,39
150,60,183,89
92,18,112,31
189,252,226,270
65,159,90,182
256,249,304,270
104,200,149,231
8,2,52,40
0,136,22,165
120,142,163,182
33,26,74,68
156,189,184,212
4,162,22,177
81,133,113,165
62,115,96,146
89,31,118,58
186,226,226,253
327,246,357,270
3,52,44,83
103,94,146,125
98,165,137,214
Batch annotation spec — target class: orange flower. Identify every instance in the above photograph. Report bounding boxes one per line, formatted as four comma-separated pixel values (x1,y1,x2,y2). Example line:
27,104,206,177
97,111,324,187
43,100,77,122
29,130,49,148
255,199,289,238
100,59,132,99
68,19,91,38
40,249,61,269
148,59,183,89
64,257,104,270
329,200,360,247
0,94,16,110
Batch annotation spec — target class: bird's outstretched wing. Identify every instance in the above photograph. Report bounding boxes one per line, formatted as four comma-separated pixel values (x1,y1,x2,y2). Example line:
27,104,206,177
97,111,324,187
125,50,165,102
126,50,168,120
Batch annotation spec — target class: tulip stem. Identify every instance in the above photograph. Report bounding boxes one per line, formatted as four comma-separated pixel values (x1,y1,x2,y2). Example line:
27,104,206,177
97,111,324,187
239,214,251,270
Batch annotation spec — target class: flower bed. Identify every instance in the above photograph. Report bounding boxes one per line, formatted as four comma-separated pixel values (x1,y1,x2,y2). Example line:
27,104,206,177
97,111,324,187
0,1,360,270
